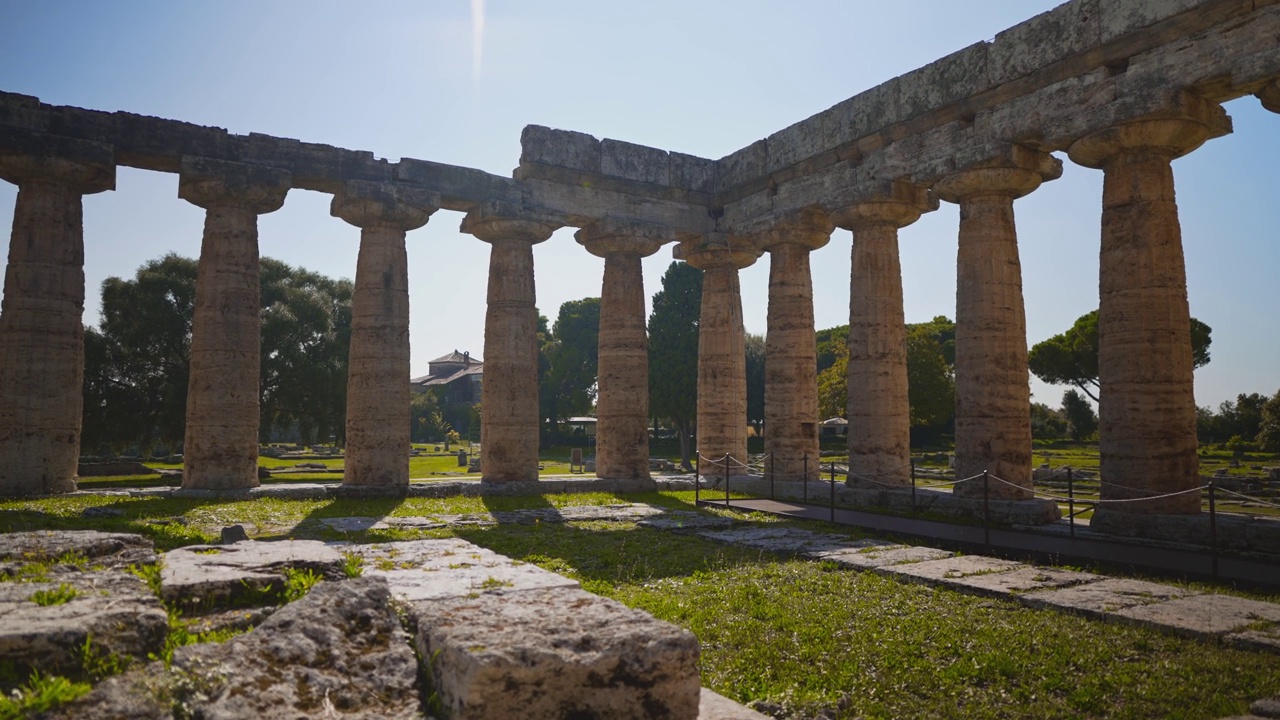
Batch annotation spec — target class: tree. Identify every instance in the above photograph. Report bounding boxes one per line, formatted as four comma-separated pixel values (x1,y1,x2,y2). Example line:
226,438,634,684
905,325,954,428
82,253,353,452
1030,402,1068,440
1029,310,1211,402
745,333,766,433
648,261,702,471
539,298,601,431
816,338,848,420
1257,390,1280,452
1061,389,1098,441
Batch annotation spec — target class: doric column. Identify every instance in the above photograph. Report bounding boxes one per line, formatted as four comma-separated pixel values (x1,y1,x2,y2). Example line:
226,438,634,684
831,182,935,486
675,234,760,474
1067,95,1230,517
575,220,669,482
332,181,439,487
461,202,560,483
935,148,1061,500
750,209,832,483
179,158,290,490
0,140,114,496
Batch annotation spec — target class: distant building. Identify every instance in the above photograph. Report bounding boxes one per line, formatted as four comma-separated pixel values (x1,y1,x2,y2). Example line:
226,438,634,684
411,350,483,404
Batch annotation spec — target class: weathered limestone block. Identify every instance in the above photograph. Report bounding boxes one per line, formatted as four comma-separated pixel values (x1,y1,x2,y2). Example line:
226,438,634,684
179,157,290,490
353,537,579,601
47,576,421,720
1020,578,1198,620
409,585,701,720
699,689,773,720
1113,593,1280,639
160,539,345,609
461,202,560,483
752,209,831,483
0,529,157,574
0,570,166,678
1260,81,1280,114
0,146,114,496
831,183,935,486
935,150,1060,499
577,220,670,482
1068,99,1227,516
332,181,439,487
677,234,760,473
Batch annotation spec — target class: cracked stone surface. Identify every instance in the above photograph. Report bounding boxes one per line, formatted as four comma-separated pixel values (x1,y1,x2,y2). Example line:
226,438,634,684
353,538,578,601
697,527,870,555
0,570,166,677
317,503,721,534
1020,578,1199,618
877,555,1025,585
409,584,701,720
45,576,420,720
0,529,157,573
818,545,955,569
1112,593,1280,638
946,566,1101,596
700,688,772,719
161,539,346,608
1228,625,1280,654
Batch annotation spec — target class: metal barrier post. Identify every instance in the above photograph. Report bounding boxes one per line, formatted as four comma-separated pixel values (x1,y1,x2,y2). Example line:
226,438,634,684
1067,467,1075,539
1208,480,1218,578
724,454,731,508
769,452,775,500
910,460,917,516
983,469,991,549
803,455,809,502
829,459,836,523
695,452,700,504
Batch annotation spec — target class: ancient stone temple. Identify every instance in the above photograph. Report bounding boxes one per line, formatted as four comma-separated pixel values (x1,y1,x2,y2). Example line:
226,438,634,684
2,0,1277,540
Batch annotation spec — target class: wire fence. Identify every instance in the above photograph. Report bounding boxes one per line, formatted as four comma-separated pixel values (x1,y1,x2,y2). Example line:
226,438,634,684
692,448,1280,578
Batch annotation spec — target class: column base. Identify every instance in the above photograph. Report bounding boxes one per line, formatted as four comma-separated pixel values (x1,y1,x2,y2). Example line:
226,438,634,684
1089,507,1280,555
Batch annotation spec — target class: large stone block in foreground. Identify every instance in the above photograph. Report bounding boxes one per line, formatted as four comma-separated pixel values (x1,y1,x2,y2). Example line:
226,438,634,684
161,539,345,609
409,585,701,720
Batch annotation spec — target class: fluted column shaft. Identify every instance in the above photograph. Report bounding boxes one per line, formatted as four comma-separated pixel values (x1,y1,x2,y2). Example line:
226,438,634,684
332,183,436,487
833,191,933,486
179,159,289,490
596,252,651,479
1069,102,1228,517
0,153,113,496
463,205,559,483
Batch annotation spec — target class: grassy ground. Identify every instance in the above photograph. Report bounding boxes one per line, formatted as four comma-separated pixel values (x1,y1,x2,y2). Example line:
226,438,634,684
2,490,1279,719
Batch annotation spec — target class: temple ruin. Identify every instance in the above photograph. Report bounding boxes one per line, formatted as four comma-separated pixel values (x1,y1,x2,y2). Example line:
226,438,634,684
2,0,1278,541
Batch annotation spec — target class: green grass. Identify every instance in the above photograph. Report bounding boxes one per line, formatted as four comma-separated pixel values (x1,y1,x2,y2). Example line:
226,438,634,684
0,672,91,720
282,567,323,602
4,490,1280,718
28,583,78,606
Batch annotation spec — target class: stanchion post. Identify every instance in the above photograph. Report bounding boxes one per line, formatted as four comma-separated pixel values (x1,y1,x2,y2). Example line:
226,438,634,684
829,458,836,522
1208,481,1218,578
983,470,991,549
1067,468,1075,539
770,452,775,500
724,454,731,508
803,455,809,503
695,452,700,505
910,460,917,517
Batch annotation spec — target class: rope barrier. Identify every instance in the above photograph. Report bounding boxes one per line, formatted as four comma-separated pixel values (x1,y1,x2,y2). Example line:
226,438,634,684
991,472,1211,505
1216,487,1280,511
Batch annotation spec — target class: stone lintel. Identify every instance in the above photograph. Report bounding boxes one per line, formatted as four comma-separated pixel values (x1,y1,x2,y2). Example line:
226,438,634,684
1067,90,1231,168
1259,81,1280,114
934,145,1062,203
829,180,937,229
0,131,115,193
574,218,674,258
178,156,291,213
674,232,760,270
392,157,520,212
746,206,834,253
331,180,440,231
459,200,564,244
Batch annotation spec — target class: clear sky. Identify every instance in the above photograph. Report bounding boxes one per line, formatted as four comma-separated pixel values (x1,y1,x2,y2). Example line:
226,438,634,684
0,1,1275,411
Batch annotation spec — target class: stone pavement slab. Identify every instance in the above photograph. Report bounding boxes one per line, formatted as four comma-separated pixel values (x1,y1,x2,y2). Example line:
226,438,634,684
409,584,701,720
699,688,772,719
1227,624,1280,653
1113,593,1280,638
698,526,871,555
1020,578,1199,619
161,539,346,608
353,538,578,601
0,529,157,572
875,554,1024,585
945,566,1102,596
818,545,955,569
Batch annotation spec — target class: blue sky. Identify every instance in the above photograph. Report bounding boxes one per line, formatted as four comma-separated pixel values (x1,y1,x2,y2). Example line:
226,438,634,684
1,1,1275,410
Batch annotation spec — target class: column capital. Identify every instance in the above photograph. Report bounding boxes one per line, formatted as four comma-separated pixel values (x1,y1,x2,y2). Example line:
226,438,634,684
674,232,760,270
1067,93,1230,169
829,180,937,230
1258,81,1280,115
460,200,563,244
0,134,115,194
331,180,440,231
574,218,674,258
747,207,833,253
934,146,1061,203
178,157,291,213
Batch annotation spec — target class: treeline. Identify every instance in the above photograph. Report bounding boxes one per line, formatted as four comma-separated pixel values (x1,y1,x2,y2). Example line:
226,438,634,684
1198,392,1280,451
